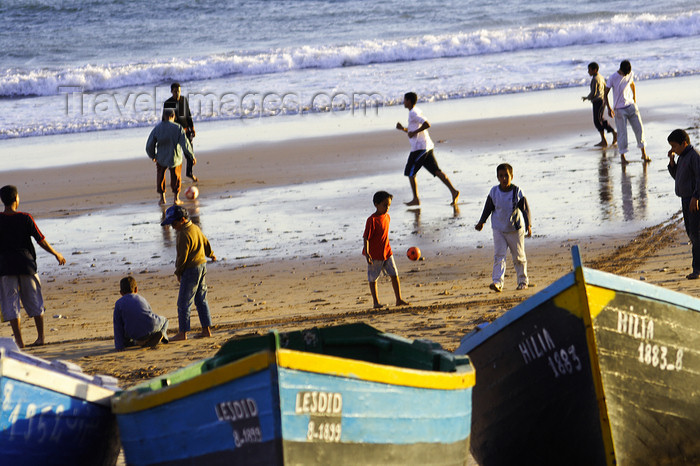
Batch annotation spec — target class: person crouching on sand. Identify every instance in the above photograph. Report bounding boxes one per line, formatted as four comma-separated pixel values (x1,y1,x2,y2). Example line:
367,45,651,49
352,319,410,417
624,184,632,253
113,276,169,351
161,205,216,341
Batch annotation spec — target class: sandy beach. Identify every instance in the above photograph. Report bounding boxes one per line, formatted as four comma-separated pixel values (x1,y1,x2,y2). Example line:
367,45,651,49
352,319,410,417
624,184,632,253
2,78,700,391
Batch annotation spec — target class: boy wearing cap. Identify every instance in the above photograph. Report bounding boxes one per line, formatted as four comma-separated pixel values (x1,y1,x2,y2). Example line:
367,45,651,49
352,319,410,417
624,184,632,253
161,205,216,340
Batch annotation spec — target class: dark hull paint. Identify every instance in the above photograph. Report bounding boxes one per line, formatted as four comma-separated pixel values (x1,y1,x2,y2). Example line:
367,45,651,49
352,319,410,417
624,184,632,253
282,438,470,465
152,439,283,466
458,247,700,465
467,293,607,466
593,290,700,464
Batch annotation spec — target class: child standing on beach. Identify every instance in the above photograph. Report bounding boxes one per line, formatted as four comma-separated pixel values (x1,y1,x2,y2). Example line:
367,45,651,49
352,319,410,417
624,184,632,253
161,205,216,341
582,62,617,148
667,129,700,280
113,276,169,351
362,191,410,308
0,185,66,348
396,92,460,206
475,164,532,292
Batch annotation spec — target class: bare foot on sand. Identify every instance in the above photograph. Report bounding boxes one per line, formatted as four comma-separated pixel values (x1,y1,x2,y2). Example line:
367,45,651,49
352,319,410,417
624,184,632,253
595,141,607,147
158,196,167,205
199,327,212,338
620,154,629,164
611,132,617,145
450,190,460,206
173,198,184,205
405,199,420,206
396,299,410,306
170,332,187,341
641,148,651,162
27,339,45,347
373,303,388,309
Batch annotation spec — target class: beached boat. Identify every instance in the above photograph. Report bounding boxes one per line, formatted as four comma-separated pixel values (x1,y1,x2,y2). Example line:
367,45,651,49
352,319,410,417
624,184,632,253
112,323,475,465
456,246,700,465
0,338,120,466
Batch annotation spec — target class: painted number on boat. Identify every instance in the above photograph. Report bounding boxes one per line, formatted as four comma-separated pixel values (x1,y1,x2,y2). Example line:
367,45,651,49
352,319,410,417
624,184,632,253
1,382,94,444
615,308,684,372
637,343,683,371
295,391,342,443
517,327,583,378
215,398,263,448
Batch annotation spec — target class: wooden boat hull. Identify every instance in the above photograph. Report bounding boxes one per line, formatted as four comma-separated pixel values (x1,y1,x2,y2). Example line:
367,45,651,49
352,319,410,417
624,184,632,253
113,324,474,465
0,340,120,466
456,246,700,465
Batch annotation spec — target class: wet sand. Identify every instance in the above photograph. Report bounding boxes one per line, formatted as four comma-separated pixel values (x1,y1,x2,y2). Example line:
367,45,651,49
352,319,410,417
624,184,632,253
3,76,700,390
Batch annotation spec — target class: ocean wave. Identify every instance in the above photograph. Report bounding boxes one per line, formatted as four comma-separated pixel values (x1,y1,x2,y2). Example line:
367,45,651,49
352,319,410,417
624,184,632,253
2,10,700,98
2,68,698,140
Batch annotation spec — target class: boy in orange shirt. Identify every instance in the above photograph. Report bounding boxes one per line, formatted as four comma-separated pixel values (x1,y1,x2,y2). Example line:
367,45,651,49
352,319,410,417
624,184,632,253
362,191,410,309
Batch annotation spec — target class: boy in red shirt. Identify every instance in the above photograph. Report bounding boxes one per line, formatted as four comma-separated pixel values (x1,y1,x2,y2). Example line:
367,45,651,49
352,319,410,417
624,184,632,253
362,191,409,309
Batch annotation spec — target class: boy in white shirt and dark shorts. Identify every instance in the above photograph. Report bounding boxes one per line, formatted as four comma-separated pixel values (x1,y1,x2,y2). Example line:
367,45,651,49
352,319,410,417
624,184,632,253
396,92,460,206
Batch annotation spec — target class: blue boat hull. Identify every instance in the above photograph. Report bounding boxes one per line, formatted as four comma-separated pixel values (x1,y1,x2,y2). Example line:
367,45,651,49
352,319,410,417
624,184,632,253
117,368,283,465
0,376,119,466
278,367,471,465
117,365,472,465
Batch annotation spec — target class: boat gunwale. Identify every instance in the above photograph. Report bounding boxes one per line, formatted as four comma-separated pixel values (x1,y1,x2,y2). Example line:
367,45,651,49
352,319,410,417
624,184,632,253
112,347,475,414
0,355,115,406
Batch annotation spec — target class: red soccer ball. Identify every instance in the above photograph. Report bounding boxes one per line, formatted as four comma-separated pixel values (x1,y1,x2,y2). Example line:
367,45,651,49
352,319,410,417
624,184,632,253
407,246,421,261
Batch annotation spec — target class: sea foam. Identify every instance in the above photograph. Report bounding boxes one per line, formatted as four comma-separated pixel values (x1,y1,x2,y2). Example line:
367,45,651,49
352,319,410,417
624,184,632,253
2,11,699,98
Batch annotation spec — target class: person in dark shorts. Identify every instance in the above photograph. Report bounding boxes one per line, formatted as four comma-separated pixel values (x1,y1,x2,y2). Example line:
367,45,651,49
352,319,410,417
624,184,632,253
396,92,459,206
0,185,66,348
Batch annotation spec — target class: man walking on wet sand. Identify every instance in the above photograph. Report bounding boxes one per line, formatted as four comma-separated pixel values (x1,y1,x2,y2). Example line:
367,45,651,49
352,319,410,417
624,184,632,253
147,109,195,206
396,92,460,206
604,60,650,164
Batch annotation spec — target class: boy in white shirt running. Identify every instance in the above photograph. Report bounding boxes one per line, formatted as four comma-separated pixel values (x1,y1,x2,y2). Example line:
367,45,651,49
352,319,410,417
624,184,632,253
396,92,460,206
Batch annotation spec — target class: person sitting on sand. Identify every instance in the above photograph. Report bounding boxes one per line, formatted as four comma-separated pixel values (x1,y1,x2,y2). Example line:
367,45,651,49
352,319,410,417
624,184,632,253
161,205,216,341
0,185,66,348
475,163,532,292
362,191,410,309
396,92,460,206
113,276,169,351
582,62,617,148
667,129,700,280
146,109,196,206
604,60,650,164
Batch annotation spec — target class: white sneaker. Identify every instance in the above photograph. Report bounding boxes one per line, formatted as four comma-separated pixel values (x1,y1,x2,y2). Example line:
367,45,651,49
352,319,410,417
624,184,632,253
489,283,502,292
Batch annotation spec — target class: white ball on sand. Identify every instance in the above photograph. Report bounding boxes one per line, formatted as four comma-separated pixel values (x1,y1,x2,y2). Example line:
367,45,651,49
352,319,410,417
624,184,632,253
185,186,199,200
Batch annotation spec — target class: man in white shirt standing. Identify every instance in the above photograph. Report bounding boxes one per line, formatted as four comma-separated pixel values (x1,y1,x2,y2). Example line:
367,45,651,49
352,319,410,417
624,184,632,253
604,60,650,164
396,92,460,206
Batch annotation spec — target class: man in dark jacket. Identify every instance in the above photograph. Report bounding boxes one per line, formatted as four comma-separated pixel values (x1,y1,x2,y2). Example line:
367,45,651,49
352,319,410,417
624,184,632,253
163,82,198,181
667,129,700,279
